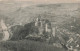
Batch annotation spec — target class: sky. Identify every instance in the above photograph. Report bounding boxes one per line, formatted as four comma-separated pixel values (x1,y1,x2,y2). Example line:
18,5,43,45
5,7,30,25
0,0,80,3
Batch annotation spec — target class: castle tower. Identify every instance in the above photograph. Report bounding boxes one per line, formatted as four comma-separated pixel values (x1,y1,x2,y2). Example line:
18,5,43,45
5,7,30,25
35,17,38,26
52,27,56,37
45,21,52,33
45,23,48,32
35,15,41,27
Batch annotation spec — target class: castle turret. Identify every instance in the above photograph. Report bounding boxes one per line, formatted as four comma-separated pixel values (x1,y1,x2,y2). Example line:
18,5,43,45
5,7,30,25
35,17,39,26
52,27,56,37
45,20,52,33
45,23,48,32
35,15,41,27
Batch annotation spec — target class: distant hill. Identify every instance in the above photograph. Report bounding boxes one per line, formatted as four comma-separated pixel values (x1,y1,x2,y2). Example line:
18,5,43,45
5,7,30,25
0,3,80,27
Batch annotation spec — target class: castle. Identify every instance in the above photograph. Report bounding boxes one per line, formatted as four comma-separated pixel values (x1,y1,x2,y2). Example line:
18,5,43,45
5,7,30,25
34,16,52,39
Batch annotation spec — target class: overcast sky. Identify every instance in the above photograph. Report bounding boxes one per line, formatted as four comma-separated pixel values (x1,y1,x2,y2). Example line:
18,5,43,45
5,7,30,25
0,0,80,3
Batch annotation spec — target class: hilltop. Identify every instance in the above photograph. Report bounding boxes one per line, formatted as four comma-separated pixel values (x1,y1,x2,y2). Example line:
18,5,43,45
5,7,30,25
0,2,80,51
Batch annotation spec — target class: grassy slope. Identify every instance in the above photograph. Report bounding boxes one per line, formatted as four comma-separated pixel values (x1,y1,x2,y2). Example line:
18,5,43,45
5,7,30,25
0,40,66,51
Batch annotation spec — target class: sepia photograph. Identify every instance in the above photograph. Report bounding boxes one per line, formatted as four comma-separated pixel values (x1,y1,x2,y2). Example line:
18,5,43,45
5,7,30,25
0,0,80,51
